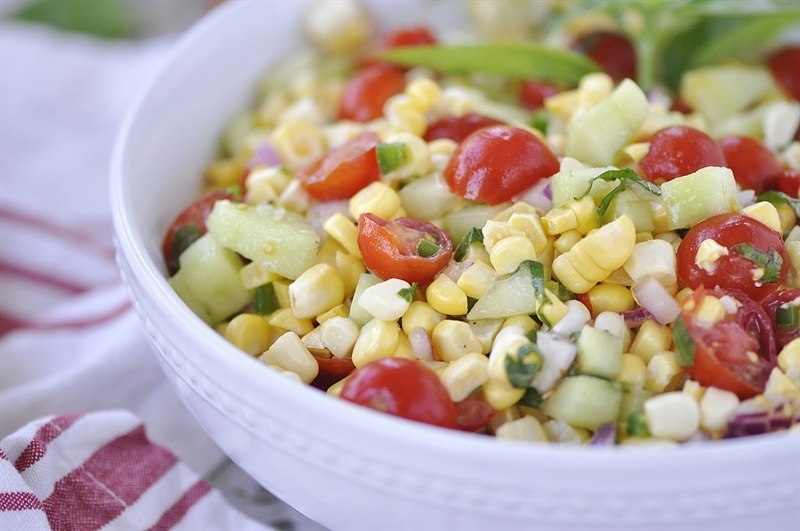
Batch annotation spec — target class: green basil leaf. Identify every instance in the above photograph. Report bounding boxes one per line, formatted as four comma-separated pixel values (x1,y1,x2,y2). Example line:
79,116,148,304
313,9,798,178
731,243,784,284
673,315,696,367
579,168,660,220
504,342,543,389
378,43,600,85
398,283,417,302
758,190,800,217
454,227,484,262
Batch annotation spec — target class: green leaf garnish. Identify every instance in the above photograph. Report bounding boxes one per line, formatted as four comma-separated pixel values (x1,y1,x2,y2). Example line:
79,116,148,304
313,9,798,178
454,227,484,262
519,387,544,408
398,283,417,302
731,243,784,284
504,342,543,389
626,412,650,437
378,43,600,85
8,0,134,39
758,190,800,218
673,315,696,367
579,168,660,220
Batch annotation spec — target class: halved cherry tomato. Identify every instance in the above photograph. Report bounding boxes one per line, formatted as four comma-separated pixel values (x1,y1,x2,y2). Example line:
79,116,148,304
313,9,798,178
357,213,453,284
454,398,494,432
162,189,237,275
718,135,782,193
678,287,777,399
296,130,380,201
423,113,503,143
443,125,559,205
311,356,356,391
761,288,800,351
573,31,637,84
338,64,407,123
778,170,800,198
676,213,788,301
380,26,437,49
639,126,726,183
767,45,800,100
340,357,458,429
518,79,561,110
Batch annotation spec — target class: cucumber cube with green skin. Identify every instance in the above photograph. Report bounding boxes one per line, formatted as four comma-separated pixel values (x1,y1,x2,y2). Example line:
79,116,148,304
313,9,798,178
466,264,539,320
577,325,624,379
443,203,506,245
680,66,781,124
348,273,381,325
206,200,319,280
542,374,624,431
168,233,251,325
565,78,649,167
601,189,655,233
550,166,619,208
660,166,740,230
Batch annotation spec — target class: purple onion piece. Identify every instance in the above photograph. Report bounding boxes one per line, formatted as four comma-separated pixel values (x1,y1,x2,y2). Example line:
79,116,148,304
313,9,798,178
589,423,617,446
723,403,798,438
248,141,281,169
621,307,654,327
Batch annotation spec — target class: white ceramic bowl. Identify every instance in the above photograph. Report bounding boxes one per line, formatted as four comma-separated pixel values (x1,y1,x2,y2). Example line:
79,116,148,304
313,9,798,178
111,1,800,529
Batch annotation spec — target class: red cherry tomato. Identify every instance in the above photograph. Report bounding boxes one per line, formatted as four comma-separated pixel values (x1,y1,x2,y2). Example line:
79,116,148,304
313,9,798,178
573,31,637,84
718,135,782,193
676,213,789,301
423,113,504,143
162,189,237,275
639,126,726,182
443,125,559,205
679,287,777,399
338,64,407,123
357,213,453,284
519,79,561,110
767,45,800,100
380,26,437,49
340,357,458,429
761,288,800,351
454,398,494,432
296,131,381,201
778,170,800,198
311,356,356,391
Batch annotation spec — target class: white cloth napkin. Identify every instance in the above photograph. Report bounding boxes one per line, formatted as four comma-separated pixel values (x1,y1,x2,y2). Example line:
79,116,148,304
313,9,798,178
0,19,276,530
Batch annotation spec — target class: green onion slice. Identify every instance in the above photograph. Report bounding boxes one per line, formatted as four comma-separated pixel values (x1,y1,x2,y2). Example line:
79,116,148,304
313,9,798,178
376,142,409,175
417,238,441,257
731,244,783,284
673,316,696,367
254,283,280,316
776,303,799,328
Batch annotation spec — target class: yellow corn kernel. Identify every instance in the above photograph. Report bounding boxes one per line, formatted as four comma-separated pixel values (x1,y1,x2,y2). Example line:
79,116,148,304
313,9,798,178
456,260,498,300
470,319,503,354
385,95,427,137
483,379,525,411
617,353,647,391
351,318,400,368
315,236,342,267
289,263,345,319
266,308,314,336
564,245,607,283
426,274,468,315
316,304,349,324
401,301,444,336
272,280,291,309
568,196,598,235
277,179,311,214
439,352,489,402
405,77,441,112
630,319,673,363
576,215,637,271
323,213,361,257
542,207,577,235
588,283,635,314
303,0,371,55
245,165,291,205
764,367,799,401
694,295,726,326
554,229,582,254
205,158,244,189
550,253,596,294
239,261,282,290
349,181,403,220
776,202,798,235
319,315,359,358
495,415,548,442
489,235,537,276
392,330,416,360
778,338,800,373
539,289,569,326
742,201,782,234
644,351,682,393
259,331,319,384
503,315,539,334
335,250,366,296
326,377,347,398
271,118,327,170
431,320,483,362
507,212,550,255
225,313,272,356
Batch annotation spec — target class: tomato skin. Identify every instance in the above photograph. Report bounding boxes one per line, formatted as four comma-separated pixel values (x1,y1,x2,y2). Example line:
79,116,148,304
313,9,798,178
454,398,494,432
296,130,381,201
639,126,726,182
338,64,407,123
767,45,800,100
718,135,782,193
357,213,453,284
778,170,800,198
380,26,437,49
677,213,788,301
519,80,561,110
162,189,237,275
573,31,637,84
340,357,458,429
311,356,356,391
680,288,777,399
423,113,503,143
761,288,800,351
443,125,559,205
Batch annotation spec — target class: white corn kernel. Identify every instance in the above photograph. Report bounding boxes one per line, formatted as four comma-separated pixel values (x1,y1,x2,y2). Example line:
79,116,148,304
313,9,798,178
549,299,591,336
304,0,371,55
358,278,413,321
320,316,360,359
623,239,678,286
644,351,682,393
644,391,700,441
289,263,345,319
593,310,632,352
439,352,489,402
699,387,740,432
694,238,729,274
259,331,319,384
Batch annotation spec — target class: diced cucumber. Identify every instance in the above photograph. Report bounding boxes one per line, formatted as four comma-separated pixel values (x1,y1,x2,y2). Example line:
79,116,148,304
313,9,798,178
601,189,655,233
466,263,540,320
660,166,740,230
565,78,649,167
542,374,624,431
348,273,381,325
618,388,655,423
443,203,507,245
168,233,251,325
576,325,623,379
206,200,319,280
549,166,618,208
399,173,465,222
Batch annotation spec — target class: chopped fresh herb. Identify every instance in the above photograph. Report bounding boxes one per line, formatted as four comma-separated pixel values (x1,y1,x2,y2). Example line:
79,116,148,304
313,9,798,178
731,243,783,284
529,109,549,133
417,238,441,257
519,387,544,408
580,168,661,221
526,328,538,343
169,224,203,274
504,342,543,389
378,42,599,85
398,283,417,302
254,283,280,315
776,302,799,328
673,316,696,367
454,227,484,262
626,412,650,438
9,0,134,39
546,280,573,303
758,190,800,218
376,142,409,175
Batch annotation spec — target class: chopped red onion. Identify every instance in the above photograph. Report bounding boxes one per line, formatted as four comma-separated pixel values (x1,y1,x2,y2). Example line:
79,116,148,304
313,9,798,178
248,141,281,168
633,277,681,325
408,327,434,361
724,403,797,438
621,306,654,327
589,423,617,446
